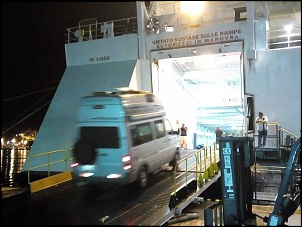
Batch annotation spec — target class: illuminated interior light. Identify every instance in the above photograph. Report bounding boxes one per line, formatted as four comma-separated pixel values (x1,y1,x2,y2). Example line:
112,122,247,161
165,24,174,32
180,1,205,17
284,24,294,47
284,24,293,34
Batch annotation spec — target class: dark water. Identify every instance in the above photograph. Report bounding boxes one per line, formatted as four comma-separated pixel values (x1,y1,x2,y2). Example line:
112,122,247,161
1,148,29,187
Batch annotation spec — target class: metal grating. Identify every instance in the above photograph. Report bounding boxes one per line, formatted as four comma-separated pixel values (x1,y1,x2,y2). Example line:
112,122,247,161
104,174,175,225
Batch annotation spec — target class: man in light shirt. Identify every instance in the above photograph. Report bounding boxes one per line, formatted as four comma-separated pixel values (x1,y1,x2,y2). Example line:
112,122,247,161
255,111,268,147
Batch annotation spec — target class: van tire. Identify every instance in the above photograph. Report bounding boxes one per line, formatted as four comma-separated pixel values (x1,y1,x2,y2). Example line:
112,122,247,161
73,140,97,165
137,166,148,188
169,150,180,169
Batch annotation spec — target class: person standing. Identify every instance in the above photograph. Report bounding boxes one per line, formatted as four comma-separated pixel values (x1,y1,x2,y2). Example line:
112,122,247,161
176,120,181,136
180,123,188,149
255,111,268,147
215,127,223,148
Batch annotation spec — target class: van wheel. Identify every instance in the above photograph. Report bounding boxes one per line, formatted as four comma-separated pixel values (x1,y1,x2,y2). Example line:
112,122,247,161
137,166,148,188
73,140,97,165
169,151,180,169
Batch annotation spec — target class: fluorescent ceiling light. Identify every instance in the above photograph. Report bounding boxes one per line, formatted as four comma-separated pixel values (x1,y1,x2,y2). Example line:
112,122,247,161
180,1,205,17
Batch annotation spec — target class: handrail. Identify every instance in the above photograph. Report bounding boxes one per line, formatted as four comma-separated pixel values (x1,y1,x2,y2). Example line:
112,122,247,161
171,152,198,195
79,18,98,41
197,145,220,185
279,128,298,139
67,146,75,163
171,145,220,197
26,149,71,184
252,121,299,202
66,17,137,43
256,121,298,139
254,121,298,149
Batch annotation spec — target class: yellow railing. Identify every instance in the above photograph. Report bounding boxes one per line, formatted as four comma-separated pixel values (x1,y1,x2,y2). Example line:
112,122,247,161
196,144,220,186
279,127,299,147
171,143,220,196
26,149,72,184
254,121,298,148
171,152,198,195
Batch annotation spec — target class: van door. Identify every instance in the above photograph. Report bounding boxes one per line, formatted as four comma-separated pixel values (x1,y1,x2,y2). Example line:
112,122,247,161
130,122,159,173
153,119,176,166
74,123,129,180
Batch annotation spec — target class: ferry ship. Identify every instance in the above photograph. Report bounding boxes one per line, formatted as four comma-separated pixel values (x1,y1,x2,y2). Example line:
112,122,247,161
21,1,300,174
2,2,300,226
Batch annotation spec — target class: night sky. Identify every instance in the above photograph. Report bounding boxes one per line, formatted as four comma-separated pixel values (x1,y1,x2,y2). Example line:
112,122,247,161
2,2,139,139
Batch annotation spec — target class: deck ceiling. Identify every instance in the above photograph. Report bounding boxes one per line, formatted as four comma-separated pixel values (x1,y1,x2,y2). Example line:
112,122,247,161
173,53,244,132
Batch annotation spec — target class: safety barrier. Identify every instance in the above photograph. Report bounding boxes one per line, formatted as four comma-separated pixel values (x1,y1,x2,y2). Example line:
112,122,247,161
66,17,137,43
169,144,220,210
196,143,220,186
254,122,298,163
253,123,299,203
254,121,298,148
26,149,73,193
252,165,286,203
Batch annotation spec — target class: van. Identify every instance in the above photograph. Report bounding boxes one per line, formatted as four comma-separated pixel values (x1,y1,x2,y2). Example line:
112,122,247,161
72,88,180,189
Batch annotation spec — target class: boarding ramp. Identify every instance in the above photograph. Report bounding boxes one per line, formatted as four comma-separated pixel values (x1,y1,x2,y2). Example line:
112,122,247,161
22,148,73,193
104,143,221,225
21,60,138,173
21,144,221,225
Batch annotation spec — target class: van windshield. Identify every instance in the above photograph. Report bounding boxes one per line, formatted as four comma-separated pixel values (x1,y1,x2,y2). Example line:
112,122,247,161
80,126,119,148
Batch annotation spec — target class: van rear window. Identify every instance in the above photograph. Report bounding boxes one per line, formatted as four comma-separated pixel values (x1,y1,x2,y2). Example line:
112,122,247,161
80,127,119,148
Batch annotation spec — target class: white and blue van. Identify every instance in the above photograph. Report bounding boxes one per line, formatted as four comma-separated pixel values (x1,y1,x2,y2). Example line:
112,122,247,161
72,88,180,189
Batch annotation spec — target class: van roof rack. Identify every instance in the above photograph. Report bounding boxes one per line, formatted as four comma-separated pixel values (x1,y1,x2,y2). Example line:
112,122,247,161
92,87,151,96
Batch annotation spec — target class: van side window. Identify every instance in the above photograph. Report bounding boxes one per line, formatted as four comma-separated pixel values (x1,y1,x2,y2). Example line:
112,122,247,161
131,123,153,146
154,120,165,139
131,128,141,147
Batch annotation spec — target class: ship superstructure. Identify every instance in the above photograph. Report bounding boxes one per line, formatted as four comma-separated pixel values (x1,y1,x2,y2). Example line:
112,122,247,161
22,1,300,172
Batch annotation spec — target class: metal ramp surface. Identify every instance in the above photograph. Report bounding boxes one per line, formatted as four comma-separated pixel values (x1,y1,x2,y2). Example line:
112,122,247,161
2,148,221,225
104,171,220,226
104,148,221,225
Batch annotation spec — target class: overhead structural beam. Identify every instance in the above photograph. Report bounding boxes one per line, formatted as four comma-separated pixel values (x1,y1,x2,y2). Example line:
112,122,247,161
136,1,147,59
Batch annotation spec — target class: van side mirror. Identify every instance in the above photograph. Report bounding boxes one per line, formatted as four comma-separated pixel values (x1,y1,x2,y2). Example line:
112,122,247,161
168,130,179,135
